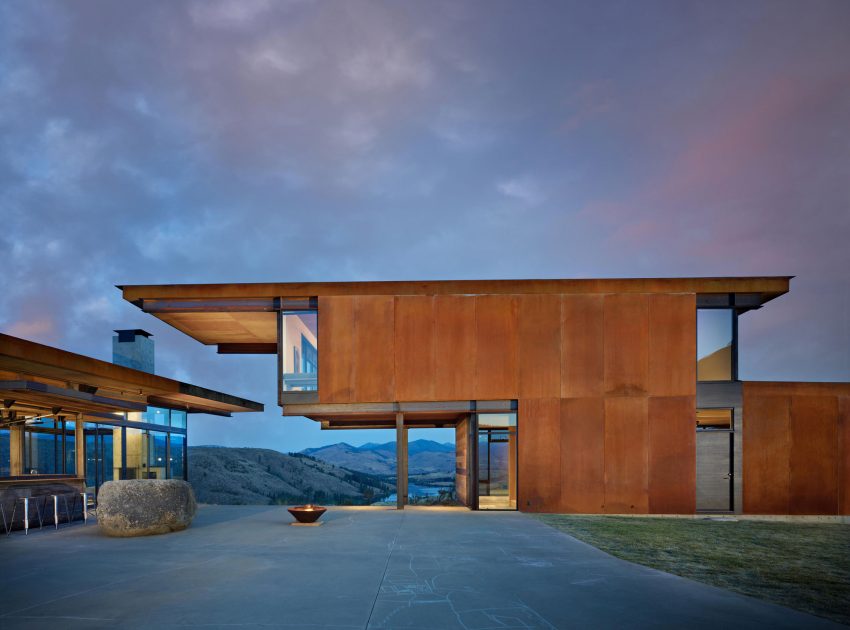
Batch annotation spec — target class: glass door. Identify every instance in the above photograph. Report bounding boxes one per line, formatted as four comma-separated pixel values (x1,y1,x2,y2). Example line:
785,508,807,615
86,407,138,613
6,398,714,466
476,413,517,510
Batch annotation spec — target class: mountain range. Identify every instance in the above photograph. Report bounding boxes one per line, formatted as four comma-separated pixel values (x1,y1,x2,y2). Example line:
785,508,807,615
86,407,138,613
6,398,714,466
301,439,455,476
188,446,393,505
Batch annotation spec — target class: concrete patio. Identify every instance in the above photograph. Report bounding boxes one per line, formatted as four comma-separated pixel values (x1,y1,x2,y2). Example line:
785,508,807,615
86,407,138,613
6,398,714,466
0,506,839,629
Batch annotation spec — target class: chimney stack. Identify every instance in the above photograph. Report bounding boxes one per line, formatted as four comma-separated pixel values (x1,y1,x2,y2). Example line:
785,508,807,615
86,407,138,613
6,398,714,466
113,329,154,374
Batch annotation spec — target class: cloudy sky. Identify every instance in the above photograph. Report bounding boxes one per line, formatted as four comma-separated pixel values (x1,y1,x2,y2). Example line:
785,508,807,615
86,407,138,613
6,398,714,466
1,0,848,452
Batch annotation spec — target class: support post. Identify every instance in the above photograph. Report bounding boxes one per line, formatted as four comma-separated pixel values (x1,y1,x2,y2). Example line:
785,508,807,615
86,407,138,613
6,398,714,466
75,414,85,480
10,425,23,475
396,412,407,510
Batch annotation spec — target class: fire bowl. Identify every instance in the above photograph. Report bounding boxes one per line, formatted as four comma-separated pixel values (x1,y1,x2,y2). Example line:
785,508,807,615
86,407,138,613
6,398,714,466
287,505,327,524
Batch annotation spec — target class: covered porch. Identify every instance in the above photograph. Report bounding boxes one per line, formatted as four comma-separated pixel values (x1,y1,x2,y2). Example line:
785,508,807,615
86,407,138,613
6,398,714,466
283,399,518,511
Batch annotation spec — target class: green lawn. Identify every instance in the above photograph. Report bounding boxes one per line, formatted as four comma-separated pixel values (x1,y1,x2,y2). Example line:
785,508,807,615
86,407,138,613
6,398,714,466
534,515,850,626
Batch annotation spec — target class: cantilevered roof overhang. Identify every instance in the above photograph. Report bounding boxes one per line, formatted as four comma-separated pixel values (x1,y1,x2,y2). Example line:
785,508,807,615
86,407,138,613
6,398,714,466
0,333,264,420
117,277,792,349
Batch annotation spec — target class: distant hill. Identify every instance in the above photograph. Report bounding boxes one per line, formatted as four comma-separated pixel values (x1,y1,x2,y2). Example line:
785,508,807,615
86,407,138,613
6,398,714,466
302,439,455,476
188,446,393,505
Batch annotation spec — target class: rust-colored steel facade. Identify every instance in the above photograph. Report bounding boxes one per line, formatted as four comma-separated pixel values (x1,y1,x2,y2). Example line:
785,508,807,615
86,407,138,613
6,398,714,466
120,276,850,515
315,292,698,513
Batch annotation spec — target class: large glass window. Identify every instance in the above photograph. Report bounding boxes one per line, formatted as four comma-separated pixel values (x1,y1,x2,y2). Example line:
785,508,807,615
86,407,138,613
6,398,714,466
143,407,170,426
170,434,185,480
23,418,76,475
84,423,115,491
170,409,187,429
1,428,10,476
477,413,517,510
147,431,168,479
697,309,735,381
280,310,318,391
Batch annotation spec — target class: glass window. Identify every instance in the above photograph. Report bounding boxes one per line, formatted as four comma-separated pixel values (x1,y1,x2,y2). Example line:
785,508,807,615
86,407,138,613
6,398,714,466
477,413,517,510
143,407,170,426
697,408,733,431
697,309,735,381
64,420,76,475
24,419,59,475
169,434,185,480
281,311,318,391
84,423,115,490
170,410,187,429
1,428,10,477
147,431,168,479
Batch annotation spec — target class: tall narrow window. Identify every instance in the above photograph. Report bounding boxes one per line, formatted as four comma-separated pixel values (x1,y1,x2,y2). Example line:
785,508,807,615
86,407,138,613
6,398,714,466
697,309,735,381
280,310,318,391
1,427,11,477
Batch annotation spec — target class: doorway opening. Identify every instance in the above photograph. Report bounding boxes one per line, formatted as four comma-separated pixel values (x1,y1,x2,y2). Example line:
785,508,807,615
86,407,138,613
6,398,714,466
696,408,734,512
475,412,517,510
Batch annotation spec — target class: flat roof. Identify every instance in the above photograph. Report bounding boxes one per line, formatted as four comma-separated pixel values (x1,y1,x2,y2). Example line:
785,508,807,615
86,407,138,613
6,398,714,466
0,333,264,418
118,276,792,347
119,276,792,301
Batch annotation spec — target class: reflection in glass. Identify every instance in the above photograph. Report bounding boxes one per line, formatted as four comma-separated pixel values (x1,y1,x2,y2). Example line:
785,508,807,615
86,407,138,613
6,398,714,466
697,408,733,431
280,311,318,391
22,418,77,475
697,309,734,381
170,434,185,480
85,423,115,490
0,428,9,476
143,407,170,426
170,410,187,429
64,420,76,475
478,413,517,510
148,431,168,479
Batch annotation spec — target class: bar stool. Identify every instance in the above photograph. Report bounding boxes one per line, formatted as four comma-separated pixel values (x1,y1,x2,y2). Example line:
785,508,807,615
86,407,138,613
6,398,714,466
80,492,94,524
8,496,43,535
48,494,73,529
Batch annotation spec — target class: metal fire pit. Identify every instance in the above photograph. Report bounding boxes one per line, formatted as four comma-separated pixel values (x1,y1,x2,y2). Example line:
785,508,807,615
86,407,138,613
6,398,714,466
287,505,326,525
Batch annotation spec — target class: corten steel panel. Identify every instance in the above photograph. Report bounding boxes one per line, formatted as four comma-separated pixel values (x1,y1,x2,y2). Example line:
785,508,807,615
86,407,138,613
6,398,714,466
474,295,519,400
318,296,355,403
518,398,561,511
742,391,790,514
648,294,696,397
603,397,649,513
394,296,435,401
789,395,839,514
518,294,561,399
352,296,395,403
604,294,649,397
561,294,604,398
841,397,850,515
560,397,605,513
433,296,477,400
648,396,696,513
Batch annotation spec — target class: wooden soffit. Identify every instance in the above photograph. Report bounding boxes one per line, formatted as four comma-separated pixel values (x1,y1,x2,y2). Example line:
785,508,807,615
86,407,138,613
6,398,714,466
0,334,263,416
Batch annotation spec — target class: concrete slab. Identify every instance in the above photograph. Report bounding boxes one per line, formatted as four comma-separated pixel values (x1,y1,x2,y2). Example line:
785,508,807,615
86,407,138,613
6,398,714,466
0,506,839,629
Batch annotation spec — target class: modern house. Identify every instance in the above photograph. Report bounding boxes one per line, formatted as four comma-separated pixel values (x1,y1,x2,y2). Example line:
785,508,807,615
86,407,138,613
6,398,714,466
0,331,263,516
118,277,850,515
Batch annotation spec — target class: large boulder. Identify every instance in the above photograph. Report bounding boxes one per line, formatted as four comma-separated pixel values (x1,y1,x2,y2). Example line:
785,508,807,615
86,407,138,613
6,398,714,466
97,480,197,537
